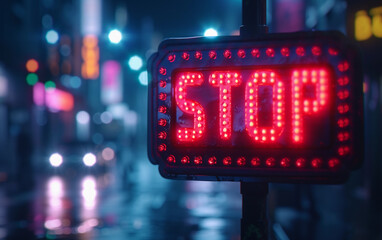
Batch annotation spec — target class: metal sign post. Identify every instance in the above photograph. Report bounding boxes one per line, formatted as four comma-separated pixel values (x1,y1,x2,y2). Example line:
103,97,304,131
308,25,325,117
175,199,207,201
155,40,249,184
240,1,270,239
241,182,269,240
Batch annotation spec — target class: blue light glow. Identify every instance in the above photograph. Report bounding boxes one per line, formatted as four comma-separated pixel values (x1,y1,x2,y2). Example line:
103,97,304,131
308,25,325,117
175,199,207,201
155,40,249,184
204,28,218,37
128,56,143,71
138,71,148,86
108,29,122,44
46,30,59,44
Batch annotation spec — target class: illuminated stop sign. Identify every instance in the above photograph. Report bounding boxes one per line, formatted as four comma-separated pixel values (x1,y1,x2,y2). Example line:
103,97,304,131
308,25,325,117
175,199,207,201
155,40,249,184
148,31,363,183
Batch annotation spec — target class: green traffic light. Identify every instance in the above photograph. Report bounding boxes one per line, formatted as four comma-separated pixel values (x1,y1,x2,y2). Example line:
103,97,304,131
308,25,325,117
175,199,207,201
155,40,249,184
26,73,38,86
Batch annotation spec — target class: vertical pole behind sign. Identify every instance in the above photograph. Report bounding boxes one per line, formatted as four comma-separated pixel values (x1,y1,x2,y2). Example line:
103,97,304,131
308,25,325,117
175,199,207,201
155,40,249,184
240,0,270,239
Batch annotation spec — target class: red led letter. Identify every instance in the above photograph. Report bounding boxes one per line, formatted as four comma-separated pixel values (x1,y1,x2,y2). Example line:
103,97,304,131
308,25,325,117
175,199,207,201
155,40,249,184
209,71,242,140
245,71,285,142
291,68,329,143
175,72,206,142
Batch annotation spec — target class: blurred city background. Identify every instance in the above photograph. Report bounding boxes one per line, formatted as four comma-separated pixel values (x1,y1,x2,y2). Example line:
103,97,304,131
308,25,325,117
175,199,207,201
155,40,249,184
0,0,380,239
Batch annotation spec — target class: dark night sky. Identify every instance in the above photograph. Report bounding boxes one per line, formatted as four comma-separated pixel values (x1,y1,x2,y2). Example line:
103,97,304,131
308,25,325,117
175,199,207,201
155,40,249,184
119,0,242,37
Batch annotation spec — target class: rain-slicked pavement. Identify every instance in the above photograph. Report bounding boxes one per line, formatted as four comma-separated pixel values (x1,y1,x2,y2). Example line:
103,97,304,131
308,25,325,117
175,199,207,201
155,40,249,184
0,148,372,240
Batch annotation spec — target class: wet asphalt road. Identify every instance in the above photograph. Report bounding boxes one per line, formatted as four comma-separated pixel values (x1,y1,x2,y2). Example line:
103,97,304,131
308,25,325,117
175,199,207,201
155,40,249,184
1,148,371,240
4,150,242,240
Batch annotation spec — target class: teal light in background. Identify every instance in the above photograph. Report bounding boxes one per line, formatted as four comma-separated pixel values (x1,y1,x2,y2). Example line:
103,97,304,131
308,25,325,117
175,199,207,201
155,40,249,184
108,29,122,44
138,71,148,86
128,56,143,71
204,28,218,37
46,30,59,44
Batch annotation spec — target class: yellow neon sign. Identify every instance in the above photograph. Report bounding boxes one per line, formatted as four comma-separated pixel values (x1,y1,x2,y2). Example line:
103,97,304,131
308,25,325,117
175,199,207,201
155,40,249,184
371,7,382,38
355,6,382,41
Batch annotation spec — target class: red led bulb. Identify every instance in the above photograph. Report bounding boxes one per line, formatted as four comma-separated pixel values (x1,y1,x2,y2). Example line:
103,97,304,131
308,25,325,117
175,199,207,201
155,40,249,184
159,80,167,88
223,157,232,165
158,106,167,113
158,131,167,139
251,49,260,58
266,48,275,57
266,158,276,167
338,118,350,128
338,146,350,156
158,119,167,126
337,90,349,100
224,50,232,59
280,158,290,167
159,67,167,75
158,144,167,152
194,51,202,60
251,157,261,167
194,156,203,165
237,157,246,166
182,52,190,60
237,49,246,58
181,156,190,164
311,46,322,56
338,77,349,86
338,61,349,72
167,155,175,163
296,158,306,168
328,158,340,168
159,93,167,101
311,158,322,168
208,157,217,165
296,47,305,56
168,54,175,62
209,51,217,59
328,48,338,56
281,48,289,57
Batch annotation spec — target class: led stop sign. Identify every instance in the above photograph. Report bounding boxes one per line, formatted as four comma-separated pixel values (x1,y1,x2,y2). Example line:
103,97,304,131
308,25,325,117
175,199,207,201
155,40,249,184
148,31,363,183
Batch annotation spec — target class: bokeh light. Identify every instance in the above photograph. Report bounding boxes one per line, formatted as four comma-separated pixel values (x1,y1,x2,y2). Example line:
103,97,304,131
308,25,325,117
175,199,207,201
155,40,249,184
204,28,218,37
138,71,148,86
100,111,113,124
26,73,38,86
49,153,63,167
45,81,56,89
26,59,39,72
46,30,59,44
76,111,90,125
128,56,143,71
83,153,96,167
108,29,122,44
102,147,115,161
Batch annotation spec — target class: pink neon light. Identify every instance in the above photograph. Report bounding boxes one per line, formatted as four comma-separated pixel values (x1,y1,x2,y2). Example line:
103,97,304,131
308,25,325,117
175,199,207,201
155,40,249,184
33,82,45,106
46,88,74,111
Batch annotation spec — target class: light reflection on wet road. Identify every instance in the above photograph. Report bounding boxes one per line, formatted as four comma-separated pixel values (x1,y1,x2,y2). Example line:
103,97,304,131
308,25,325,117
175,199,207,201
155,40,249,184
1,149,370,240
4,151,242,240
